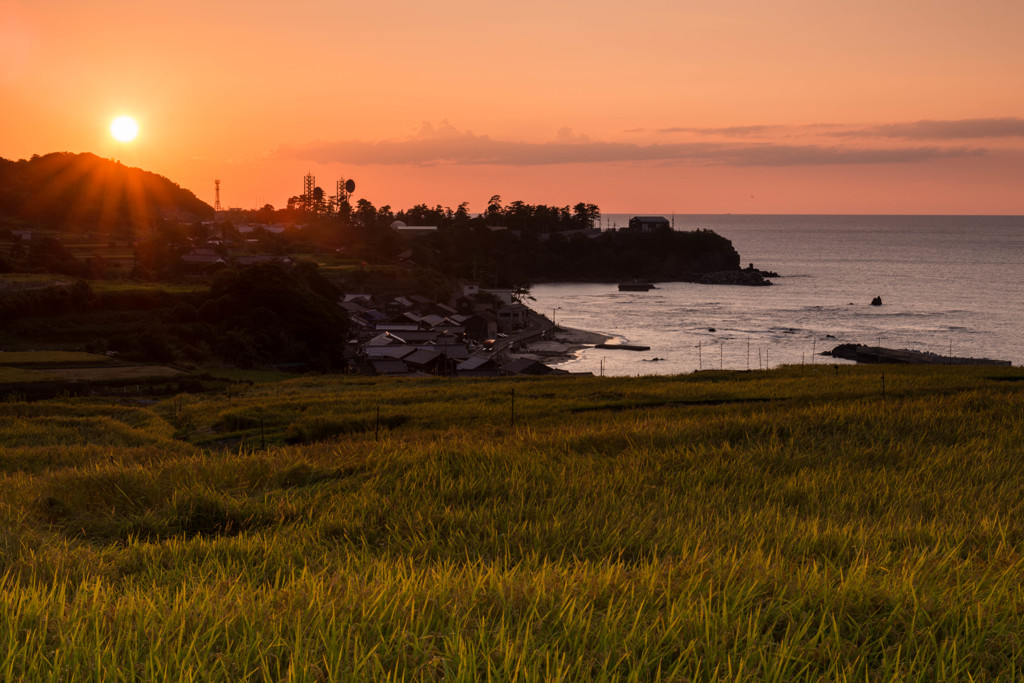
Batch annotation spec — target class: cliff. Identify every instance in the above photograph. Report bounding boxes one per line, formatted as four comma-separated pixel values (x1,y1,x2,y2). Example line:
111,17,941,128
513,227,769,285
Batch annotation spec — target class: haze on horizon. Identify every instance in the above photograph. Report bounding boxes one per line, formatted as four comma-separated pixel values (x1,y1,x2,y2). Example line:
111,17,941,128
3,0,1023,215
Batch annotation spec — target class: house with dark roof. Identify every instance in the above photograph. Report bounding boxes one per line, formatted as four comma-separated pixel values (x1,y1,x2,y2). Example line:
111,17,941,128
364,345,415,360
338,301,367,315
456,356,502,377
422,302,459,318
403,349,451,375
502,358,567,376
628,216,670,232
235,254,292,267
497,303,530,332
181,248,226,273
369,359,413,376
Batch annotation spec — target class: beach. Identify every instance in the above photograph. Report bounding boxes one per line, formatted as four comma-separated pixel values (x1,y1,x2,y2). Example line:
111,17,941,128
506,326,613,365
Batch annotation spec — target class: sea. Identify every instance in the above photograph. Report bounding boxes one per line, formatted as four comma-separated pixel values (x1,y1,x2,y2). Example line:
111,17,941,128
528,215,1024,376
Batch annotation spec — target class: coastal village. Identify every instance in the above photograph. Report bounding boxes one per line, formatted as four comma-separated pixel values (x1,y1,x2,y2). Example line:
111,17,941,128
339,286,581,377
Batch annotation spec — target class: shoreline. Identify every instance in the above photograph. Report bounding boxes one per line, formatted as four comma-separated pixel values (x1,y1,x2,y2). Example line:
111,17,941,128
506,326,614,366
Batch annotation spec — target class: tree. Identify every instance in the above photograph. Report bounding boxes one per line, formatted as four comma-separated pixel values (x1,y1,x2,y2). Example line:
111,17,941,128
206,263,349,368
256,203,276,223
573,202,601,230
511,283,534,303
355,198,378,231
485,195,503,224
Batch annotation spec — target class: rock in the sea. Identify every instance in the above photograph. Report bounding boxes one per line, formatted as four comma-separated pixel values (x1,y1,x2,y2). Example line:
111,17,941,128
871,296,883,306
825,343,1010,366
695,270,773,286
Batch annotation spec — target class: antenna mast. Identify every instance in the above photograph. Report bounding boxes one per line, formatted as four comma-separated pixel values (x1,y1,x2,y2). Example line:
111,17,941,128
303,172,315,211
214,179,222,212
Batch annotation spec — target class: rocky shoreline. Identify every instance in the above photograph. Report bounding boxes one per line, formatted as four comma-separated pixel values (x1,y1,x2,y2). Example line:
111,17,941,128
825,343,1011,366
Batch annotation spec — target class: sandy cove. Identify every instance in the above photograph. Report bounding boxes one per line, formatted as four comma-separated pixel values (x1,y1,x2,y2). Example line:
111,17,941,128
505,327,614,365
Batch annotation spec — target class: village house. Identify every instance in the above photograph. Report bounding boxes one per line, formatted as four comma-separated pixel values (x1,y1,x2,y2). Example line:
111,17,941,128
496,303,530,332
180,248,226,273
456,356,502,377
235,254,292,267
502,358,569,376
368,359,413,376
628,216,670,232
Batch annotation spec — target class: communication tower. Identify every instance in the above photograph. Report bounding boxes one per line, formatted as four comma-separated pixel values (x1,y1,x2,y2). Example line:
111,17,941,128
303,172,315,208
214,179,222,211
333,177,356,208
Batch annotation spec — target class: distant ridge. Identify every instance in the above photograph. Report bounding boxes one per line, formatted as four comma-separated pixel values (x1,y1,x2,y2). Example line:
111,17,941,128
0,152,214,234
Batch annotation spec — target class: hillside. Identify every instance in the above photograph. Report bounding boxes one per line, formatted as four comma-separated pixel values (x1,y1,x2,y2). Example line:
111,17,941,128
0,152,213,234
1,365,1023,679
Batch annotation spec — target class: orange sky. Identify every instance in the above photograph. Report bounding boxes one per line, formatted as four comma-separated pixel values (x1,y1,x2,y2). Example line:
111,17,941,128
3,0,1024,214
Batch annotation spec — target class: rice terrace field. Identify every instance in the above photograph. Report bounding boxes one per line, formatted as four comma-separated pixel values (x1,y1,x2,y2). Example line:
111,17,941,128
2,364,1024,680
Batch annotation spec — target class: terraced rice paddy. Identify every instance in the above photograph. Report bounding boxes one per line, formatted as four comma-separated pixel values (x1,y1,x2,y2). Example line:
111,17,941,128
1,365,1022,680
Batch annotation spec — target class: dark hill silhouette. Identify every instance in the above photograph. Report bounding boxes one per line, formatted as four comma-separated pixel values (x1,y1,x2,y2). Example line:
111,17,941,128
0,152,213,235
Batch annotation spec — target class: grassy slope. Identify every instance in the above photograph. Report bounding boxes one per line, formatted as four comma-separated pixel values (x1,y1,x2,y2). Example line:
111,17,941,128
1,365,1023,681
0,351,113,365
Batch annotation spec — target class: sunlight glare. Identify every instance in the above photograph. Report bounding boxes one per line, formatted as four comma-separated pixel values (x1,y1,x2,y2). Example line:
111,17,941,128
110,116,138,142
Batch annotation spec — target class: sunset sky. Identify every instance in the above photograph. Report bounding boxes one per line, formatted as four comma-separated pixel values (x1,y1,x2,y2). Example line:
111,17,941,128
3,0,1023,214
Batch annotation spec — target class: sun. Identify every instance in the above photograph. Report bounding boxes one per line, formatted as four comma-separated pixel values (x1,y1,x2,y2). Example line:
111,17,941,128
110,116,138,142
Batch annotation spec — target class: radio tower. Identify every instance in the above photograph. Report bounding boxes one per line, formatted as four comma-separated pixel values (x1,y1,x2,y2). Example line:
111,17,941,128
214,180,222,211
303,172,315,210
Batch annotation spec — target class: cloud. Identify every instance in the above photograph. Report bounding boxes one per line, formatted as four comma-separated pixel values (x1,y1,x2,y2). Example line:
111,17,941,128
273,123,986,168
721,145,982,166
654,118,1024,141
835,117,1024,140
657,124,785,136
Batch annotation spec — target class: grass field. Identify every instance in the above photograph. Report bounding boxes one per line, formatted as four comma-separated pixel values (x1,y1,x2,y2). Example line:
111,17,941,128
0,367,58,383
1,365,1023,680
0,351,113,366
0,273,75,291
88,280,208,294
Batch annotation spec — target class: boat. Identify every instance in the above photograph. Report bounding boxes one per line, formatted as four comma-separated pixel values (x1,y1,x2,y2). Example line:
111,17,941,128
618,282,655,291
